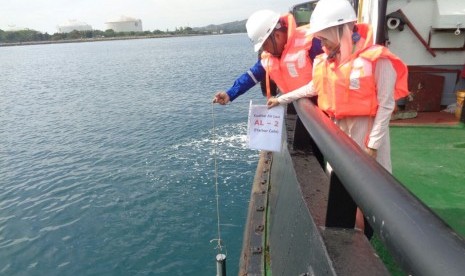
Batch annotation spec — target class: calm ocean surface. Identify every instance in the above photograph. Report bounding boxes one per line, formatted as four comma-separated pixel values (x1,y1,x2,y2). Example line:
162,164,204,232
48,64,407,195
0,34,265,275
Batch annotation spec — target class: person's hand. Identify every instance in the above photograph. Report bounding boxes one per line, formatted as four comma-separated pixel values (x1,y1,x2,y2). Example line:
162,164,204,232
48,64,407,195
267,97,280,109
365,147,377,159
212,92,230,105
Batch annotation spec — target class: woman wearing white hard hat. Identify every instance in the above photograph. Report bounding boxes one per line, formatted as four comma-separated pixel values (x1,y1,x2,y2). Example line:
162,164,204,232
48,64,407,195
267,0,409,236
213,9,323,105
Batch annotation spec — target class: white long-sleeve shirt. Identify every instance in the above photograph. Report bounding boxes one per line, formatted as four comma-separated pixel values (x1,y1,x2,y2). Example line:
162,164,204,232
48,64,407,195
276,58,396,172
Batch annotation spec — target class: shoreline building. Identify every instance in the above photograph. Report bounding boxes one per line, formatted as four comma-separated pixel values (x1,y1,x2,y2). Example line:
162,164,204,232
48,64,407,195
104,16,143,32
57,20,92,33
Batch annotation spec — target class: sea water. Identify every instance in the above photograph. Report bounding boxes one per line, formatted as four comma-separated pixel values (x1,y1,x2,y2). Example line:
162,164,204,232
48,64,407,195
0,34,265,275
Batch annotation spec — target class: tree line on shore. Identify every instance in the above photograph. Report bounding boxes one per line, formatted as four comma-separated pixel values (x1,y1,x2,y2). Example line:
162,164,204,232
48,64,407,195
0,25,244,44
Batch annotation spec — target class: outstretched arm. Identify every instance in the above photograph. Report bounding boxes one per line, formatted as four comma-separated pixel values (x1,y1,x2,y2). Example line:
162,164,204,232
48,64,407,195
267,81,316,108
213,60,265,104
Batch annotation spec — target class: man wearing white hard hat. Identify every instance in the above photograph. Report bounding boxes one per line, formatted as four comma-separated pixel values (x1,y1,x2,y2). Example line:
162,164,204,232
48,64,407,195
213,9,322,104
267,0,409,236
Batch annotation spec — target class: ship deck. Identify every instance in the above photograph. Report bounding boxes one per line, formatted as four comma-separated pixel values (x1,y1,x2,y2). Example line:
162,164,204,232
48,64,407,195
294,110,465,275
240,110,464,275
390,112,465,238
390,111,459,126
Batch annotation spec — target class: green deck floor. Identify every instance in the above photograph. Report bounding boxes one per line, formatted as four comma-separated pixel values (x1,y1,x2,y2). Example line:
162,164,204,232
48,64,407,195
390,123,465,237
372,123,465,275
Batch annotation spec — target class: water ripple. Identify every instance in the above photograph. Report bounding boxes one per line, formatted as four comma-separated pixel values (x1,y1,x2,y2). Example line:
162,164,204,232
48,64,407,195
0,34,259,275
39,218,81,233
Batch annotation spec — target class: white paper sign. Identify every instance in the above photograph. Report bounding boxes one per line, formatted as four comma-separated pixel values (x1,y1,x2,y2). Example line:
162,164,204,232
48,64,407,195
247,101,284,152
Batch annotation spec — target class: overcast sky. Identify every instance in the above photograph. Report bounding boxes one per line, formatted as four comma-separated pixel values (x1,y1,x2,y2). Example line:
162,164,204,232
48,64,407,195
0,0,299,34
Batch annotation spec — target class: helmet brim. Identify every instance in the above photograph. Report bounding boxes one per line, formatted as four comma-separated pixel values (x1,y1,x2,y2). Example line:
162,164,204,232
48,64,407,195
307,19,357,35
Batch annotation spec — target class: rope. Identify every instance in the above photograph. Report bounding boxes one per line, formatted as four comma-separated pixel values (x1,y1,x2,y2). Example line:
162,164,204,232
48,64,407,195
211,102,224,253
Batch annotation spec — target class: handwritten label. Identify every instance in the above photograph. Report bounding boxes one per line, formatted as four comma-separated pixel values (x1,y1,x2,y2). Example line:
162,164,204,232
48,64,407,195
247,101,284,152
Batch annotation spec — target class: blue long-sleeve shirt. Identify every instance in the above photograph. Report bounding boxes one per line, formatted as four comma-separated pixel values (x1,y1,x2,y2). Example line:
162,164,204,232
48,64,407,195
226,37,322,101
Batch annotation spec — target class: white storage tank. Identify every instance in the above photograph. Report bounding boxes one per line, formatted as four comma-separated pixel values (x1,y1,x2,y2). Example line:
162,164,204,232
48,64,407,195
57,20,92,33
104,16,143,32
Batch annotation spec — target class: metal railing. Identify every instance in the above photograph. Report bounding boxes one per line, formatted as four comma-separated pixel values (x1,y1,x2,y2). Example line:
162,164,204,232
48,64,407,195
293,98,465,276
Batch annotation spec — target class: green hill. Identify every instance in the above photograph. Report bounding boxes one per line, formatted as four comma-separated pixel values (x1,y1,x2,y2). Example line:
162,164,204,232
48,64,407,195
193,19,247,34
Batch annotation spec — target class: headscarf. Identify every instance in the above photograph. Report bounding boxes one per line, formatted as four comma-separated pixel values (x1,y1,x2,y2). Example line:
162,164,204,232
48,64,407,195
315,23,356,64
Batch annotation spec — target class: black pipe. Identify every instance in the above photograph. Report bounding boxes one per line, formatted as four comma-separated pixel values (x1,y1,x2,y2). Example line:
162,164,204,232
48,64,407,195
376,0,388,45
293,98,465,276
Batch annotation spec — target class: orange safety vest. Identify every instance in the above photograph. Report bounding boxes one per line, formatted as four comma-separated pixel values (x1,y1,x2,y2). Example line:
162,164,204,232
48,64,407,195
260,14,314,97
313,23,409,118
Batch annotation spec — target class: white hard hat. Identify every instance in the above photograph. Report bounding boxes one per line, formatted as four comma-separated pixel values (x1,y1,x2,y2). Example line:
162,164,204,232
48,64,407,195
307,0,357,34
246,9,280,52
